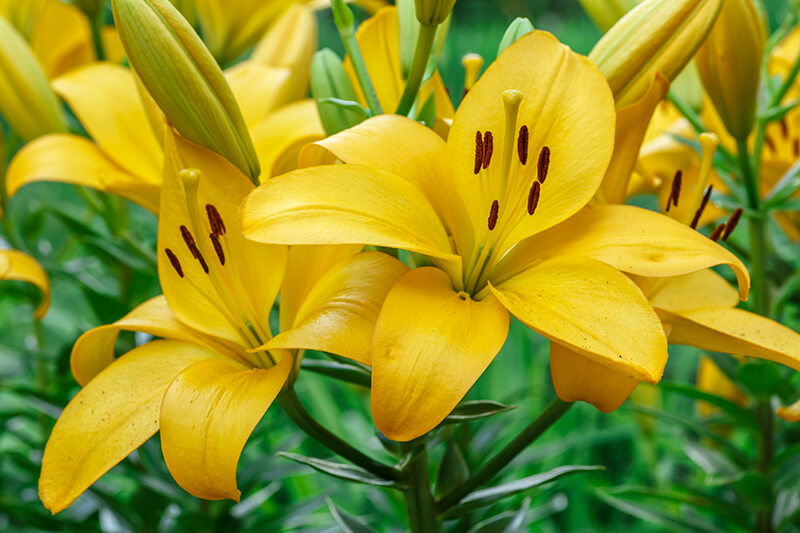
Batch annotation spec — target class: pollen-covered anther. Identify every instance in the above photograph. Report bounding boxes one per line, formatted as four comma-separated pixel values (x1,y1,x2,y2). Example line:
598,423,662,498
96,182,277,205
527,181,540,215
793,139,799,158
179,225,209,274
210,233,226,265
206,204,227,236
537,146,550,183
709,223,726,242
488,200,499,230
722,208,743,241
474,131,483,175
780,118,789,138
666,170,682,212
165,248,184,278
482,131,494,169
690,184,714,229
517,125,529,165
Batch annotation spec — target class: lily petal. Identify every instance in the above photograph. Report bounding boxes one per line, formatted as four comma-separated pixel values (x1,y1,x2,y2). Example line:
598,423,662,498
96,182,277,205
39,340,217,513
0,250,50,319
225,61,292,128
661,308,800,371
160,356,290,501
371,267,509,441
266,252,408,365
649,269,739,312
495,205,750,300
550,342,639,412
777,398,800,422
52,63,162,182
6,134,160,213
490,255,667,383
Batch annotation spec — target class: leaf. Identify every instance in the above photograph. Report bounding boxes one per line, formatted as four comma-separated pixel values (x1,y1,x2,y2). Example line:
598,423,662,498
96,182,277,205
657,381,758,432
449,465,604,513
316,97,370,119
326,498,377,533
300,358,370,388
707,471,771,510
603,484,749,524
435,440,469,498
774,487,800,531
443,400,517,424
417,92,437,129
466,497,531,533
278,452,402,488
737,361,783,398
683,440,739,477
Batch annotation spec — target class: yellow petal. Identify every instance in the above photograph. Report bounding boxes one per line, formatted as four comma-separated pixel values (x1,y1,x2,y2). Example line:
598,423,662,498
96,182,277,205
250,99,324,179
490,255,667,383
6,134,161,213
662,308,800,371
71,295,241,386
28,0,93,80
495,205,750,300
0,250,50,319
52,63,162,182
371,267,509,441
266,252,408,365
160,132,287,346
225,61,292,128
448,31,616,252
550,342,639,412
599,72,670,204
160,356,290,501
40,340,217,513
696,356,745,418
240,163,458,267
777,398,800,422
649,269,739,312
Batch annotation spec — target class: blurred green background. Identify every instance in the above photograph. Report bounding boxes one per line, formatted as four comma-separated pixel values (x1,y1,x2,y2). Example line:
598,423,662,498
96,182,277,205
2,0,800,532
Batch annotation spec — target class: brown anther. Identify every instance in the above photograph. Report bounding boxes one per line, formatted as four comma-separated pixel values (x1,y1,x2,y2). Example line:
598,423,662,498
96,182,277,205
164,248,184,278
690,185,714,229
780,118,789,138
765,135,776,153
722,208,743,241
206,204,226,236
179,225,209,274
482,131,494,169
794,139,799,158
210,233,226,265
527,181,540,215
537,146,550,183
474,131,483,175
517,125,529,165
666,170,682,212
709,223,726,242
488,200,499,230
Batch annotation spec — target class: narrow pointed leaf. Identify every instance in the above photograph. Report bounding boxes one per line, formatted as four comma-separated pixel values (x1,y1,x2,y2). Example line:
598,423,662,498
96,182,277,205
278,452,401,488
443,400,517,424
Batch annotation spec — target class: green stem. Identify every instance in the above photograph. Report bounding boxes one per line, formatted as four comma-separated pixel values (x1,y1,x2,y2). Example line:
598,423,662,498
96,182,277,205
402,445,440,533
736,137,769,315
89,13,106,61
436,397,572,511
337,30,382,117
34,318,48,438
756,399,774,533
395,23,437,117
278,387,398,481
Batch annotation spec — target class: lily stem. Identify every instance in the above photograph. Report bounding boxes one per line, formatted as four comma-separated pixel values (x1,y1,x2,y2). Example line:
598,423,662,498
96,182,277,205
402,444,440,533
396,23,437,117
278,387,399,481
89,13,106,62
336,21,382,117
436,397,572,511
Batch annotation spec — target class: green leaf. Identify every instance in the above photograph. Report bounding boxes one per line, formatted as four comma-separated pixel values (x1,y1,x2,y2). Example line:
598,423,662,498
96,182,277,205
603,485,749,524
316,97,370,119
708,471,771,510
278,452,402,488
658,381,758,431
326,498,377,533
683,440,740,477
443,400,517,424
449,465,604,513
774,487,800,531
466,497,531,533
417,92,437,129
737,361,783,398
435,440,469,498
300,358,371,388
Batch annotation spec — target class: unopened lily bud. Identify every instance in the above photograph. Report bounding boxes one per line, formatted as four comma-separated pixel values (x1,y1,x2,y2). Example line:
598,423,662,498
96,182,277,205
414,0,456,26
71,0,104,17
695,0,765,140
331,0,355,35
0,16,66,140
578,0,638,32
111,0,260,182
497,17,534,56
589,0,723,108
311,49,363,136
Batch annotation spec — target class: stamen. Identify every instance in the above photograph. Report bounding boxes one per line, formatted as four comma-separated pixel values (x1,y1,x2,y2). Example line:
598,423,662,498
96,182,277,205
780,118,789,138
164,248,184,278
722,208,743,241
537,146,550,183
206,204,227,236
474,131,483,175
666,170,682,212
488,200,499,230
461,53,484,98
500,90,523,183
690,185,714,229
794,139,799,158
482,131,494,169
517,125,529,165
180,225,209,274
210,233,226,265
709,223,726,242
765,135,776,153
527,181,540,215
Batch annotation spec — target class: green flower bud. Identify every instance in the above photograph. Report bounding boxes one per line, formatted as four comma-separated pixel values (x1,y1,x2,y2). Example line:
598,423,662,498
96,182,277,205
0,16,67,141
111,0,260,182
331,0,355,35
497,17,535,56
414,0,456,26
310,49,364,136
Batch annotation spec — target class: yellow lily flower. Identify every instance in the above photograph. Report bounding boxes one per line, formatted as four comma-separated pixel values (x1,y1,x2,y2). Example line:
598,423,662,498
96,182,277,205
240,31,750,441
0,249,50,319
39,131,408,512
696,356,746,419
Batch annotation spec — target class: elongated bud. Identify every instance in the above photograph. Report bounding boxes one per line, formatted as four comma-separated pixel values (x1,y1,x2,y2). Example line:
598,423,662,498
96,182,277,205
497,17,534,56
0,16,67,140
589,0,723,108
311,49,363,136
578,0,638,32
332,0,355,34
111,0,260,182
695,0,765,140
415,0,456,26
167,0,196,26
70,0,104,17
